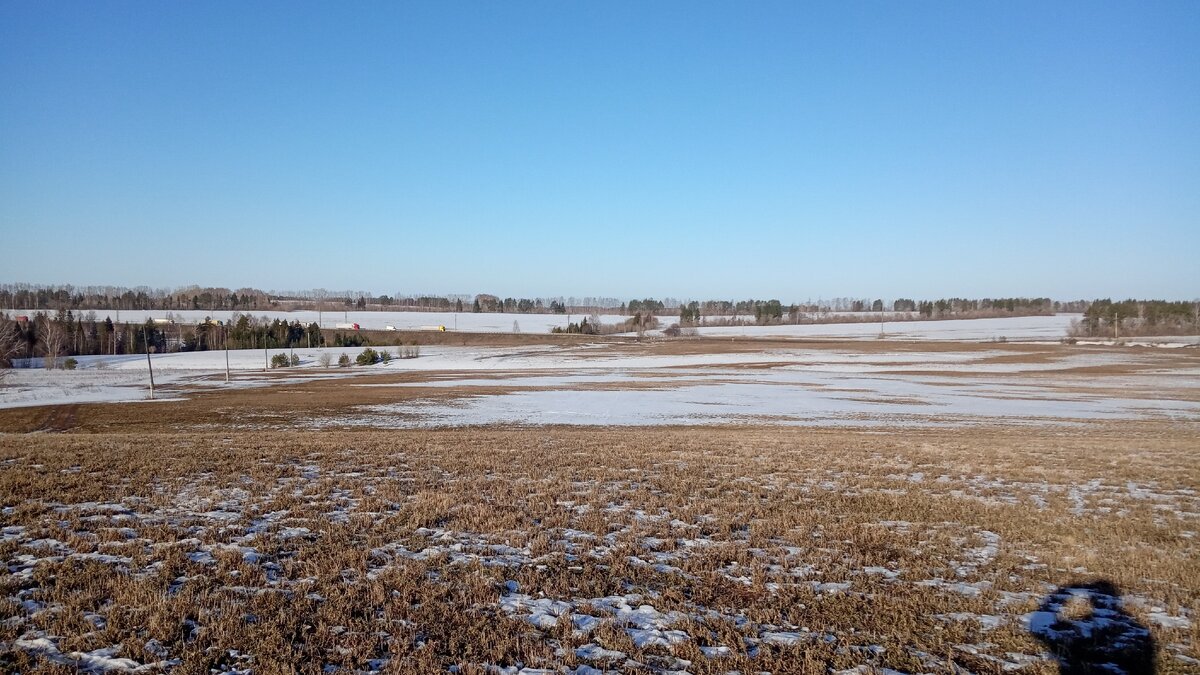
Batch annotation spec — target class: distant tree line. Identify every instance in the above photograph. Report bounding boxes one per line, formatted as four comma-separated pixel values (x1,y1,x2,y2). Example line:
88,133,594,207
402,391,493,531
667,297,1065,328
0,311,181,367
626,299,667,314
0,311,344,369
551,313,661,335
889,297,1054,318
284,291,628,314
1,284,1169,330
1072,299,1200,338
1,284,642,316
0,284,275,313
665,297,1059,324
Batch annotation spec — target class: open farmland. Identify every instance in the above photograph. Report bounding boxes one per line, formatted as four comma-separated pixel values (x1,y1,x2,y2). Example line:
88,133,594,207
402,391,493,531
2,335,1198,425
1,426,1197,674
1,336,1198,673
5,0,1198,671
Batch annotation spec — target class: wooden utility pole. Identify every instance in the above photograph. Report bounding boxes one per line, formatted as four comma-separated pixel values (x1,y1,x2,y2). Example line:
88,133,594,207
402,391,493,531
143,327,155,400
224,326,231,383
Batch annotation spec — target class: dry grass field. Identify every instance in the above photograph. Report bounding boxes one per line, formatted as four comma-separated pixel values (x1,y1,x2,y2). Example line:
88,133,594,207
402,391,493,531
1,424,1197,673
0,340,1197,673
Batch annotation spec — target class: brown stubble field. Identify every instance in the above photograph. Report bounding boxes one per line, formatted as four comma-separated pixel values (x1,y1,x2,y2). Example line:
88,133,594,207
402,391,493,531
1,420,1197,673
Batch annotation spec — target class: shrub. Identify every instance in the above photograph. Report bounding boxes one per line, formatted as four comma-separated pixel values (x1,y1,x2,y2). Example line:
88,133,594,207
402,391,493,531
63,358,78,370
318,352,333,368
337,354,351,367
290,354,300,367
551,318,598,335
270,353,291,368
379,350,392,364
356,347,378,365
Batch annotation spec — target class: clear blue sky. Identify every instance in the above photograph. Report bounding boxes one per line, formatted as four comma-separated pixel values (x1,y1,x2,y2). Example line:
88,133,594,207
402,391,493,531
2,1,1197,301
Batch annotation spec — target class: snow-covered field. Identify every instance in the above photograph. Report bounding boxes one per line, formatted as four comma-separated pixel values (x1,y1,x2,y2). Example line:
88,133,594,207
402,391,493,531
5,342,1197,428
667,314,1082,341
681,315,1196,345
348,367,1200,428
6,309,630,333
7,309,1125,343
2,347,374,409
327,346,1200,428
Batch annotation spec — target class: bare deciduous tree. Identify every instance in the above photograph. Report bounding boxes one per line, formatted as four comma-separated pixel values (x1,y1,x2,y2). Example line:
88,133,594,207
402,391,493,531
0,318,22,368
39,321,65,370
0,320,18,386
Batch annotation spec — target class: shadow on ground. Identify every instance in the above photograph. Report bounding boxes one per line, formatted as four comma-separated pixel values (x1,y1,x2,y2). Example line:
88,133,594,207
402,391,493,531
1030,580,1156,674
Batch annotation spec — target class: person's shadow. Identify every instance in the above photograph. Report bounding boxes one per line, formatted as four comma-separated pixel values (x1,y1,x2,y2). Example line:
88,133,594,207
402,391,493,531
1029,580,1156,674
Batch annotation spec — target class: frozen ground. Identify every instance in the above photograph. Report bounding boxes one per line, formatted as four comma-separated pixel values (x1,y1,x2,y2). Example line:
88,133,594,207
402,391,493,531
327,346,1200,427
2,348,372,409
5,341,1196,429
347,368,1200,428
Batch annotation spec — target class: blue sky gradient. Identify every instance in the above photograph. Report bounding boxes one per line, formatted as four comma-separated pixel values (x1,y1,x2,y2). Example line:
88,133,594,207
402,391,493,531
1,2,1197,300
